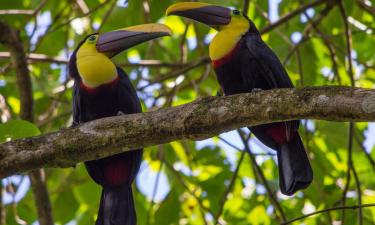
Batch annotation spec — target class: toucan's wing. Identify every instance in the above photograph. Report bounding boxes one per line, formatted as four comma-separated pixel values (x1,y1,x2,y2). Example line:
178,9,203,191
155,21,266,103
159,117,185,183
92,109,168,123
72,82,81,126
115,67,143,182
244,34,294,89
243,34,299,138
116,68,142,115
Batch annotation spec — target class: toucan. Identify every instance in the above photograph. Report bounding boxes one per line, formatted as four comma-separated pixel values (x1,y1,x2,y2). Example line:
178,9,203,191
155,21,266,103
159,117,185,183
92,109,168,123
69,24,171,225
166,2,313,195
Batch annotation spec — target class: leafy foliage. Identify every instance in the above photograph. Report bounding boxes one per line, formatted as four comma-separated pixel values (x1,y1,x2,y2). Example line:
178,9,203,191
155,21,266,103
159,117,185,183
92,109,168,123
0,0,375,224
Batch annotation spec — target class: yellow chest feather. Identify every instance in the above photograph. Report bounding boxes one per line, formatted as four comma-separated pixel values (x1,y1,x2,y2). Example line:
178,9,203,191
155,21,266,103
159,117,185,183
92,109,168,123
209,17,249,61
76,44,117,88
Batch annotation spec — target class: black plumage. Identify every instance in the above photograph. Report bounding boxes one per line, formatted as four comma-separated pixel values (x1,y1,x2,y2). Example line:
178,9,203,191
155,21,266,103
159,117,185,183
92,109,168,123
214,20,313,195
70,38,142,225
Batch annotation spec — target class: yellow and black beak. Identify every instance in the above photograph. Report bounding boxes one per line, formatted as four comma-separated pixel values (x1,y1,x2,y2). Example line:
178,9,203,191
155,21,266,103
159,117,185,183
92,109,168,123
166,2,231,28
96,23,172,57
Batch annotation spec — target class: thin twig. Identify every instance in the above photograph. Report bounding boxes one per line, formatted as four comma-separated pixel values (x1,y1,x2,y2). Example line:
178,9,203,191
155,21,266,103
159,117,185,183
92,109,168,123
32,6,70,52
260,0,326,34
354,132,375,171
242,0,250,15
96,0,117,32
214,150,246,224
237,130,287,222
351,158,362,225
356,0,375,16
0,9,34,15
0,51,204,69
7,177,27,225
49,0,112,33
75,0,90,14
282,203,375,225
339,2,355,87
339,2,362,224
283,5,333,65
163,159,214,217
137,57,210,91
179,23,190,63
301,7,342,84
0,181,4,225
146,159,164,225
218,136,275,156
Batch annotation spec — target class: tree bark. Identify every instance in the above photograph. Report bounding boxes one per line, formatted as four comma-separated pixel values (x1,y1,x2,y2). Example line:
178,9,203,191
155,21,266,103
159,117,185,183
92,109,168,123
0,86,374,178
0,20,54,225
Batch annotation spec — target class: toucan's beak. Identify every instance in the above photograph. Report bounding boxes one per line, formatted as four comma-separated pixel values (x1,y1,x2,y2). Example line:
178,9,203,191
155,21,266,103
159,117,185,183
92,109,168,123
96,23,172,57
166,2,231,27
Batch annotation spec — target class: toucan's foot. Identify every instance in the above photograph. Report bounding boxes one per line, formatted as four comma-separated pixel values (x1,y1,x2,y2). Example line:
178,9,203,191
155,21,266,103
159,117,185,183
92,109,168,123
251,88,263,93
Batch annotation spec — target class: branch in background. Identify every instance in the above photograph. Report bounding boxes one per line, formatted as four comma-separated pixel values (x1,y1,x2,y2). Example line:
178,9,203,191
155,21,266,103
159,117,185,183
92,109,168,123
354,132,375,171
95,0,117,32
0,22,33,121
0,20,54,225
238,130,287,222
0,182,4,225
163,159,214,218
301,9,342,84
49,0,112,33
137,57,210,91
0,52,198,68
242,0,250,15
356,0,375,15
282,204,375,225
338,2,363,224
146,155,164,225
0,52,67,64
283,5,333,65
260,0,326,34
0,9,34,15
0,0,47,16
214,148,246,224
75,0,90,14
1,86,374,177
29,171,54,225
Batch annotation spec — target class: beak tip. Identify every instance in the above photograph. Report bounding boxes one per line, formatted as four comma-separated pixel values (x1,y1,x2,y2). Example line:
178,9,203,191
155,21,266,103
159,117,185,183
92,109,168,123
165,27,173,35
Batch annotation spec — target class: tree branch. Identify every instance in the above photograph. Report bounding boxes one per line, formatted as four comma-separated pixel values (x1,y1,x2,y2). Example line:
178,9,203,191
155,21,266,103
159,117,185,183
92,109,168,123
0,86,374,177
0,20,54,225
242,0,250,15
0,21,33,121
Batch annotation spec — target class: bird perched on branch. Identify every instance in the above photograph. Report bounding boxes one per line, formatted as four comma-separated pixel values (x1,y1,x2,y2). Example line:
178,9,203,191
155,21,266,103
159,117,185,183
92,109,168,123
166,2,313,195
69,24,171,225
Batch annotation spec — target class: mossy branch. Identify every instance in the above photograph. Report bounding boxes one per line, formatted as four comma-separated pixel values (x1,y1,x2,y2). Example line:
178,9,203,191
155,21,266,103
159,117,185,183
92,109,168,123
0,86,375,178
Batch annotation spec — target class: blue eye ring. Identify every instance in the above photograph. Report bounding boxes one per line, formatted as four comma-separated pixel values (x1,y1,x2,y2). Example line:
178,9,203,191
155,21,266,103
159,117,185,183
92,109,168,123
233,9,241,15
87,35,97,43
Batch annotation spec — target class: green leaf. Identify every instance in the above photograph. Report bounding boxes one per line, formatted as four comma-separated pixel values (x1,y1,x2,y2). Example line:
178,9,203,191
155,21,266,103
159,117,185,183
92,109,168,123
0,119,40,143
53,189,79,224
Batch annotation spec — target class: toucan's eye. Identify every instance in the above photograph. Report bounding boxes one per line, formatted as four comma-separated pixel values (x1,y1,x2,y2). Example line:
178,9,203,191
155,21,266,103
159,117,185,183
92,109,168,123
233,9,241,15
87,35,97,43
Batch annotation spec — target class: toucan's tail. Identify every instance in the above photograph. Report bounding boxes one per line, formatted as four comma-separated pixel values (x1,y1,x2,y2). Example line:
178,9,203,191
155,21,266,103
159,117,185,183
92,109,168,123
96,185,136,225
278,135,313,196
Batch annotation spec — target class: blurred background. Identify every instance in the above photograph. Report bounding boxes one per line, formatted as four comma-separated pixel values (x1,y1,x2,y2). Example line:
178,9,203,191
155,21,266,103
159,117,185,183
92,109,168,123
0,0,375,224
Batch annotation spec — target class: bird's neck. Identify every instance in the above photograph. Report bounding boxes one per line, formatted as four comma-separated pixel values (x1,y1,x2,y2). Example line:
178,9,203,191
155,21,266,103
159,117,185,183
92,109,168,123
209,22,249,63
211,40,243,69
76,53,118,88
